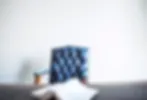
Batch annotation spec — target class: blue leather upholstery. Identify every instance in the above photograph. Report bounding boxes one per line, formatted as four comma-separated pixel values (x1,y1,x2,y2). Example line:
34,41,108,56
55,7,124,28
50,46,88,83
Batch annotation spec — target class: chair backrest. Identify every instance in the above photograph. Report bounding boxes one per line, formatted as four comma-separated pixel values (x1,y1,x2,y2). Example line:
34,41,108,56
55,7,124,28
50,46,88,84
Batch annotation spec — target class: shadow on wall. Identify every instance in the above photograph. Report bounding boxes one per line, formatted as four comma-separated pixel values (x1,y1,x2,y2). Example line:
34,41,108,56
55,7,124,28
18,60,33,83
18,58,46,84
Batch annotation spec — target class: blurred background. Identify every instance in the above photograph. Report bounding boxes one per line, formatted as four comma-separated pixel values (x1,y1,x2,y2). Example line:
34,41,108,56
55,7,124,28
0,0,146,84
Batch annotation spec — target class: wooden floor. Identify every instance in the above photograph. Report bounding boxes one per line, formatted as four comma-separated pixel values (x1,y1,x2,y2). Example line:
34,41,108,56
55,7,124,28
0,82,147,100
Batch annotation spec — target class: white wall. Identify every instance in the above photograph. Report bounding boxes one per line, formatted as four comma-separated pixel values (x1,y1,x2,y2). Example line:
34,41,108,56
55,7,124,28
0,0,146,84
144,0,147,83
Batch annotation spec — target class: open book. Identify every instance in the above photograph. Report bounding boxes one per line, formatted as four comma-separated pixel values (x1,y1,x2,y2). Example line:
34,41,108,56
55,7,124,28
32,79,99,100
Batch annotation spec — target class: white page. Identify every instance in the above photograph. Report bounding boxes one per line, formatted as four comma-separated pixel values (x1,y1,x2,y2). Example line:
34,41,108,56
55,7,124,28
32,79,99,100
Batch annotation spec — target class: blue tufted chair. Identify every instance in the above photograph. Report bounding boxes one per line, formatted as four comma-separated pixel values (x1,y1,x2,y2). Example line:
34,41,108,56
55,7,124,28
34,45,88,84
